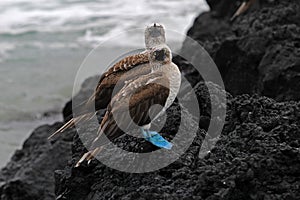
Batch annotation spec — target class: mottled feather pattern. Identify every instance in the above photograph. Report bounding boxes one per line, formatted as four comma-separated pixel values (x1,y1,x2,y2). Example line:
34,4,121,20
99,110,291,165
87,51,150,107
115,73,164,103
91,72,170,147
104,51,150,78
50,24,174,167
49,52,151,138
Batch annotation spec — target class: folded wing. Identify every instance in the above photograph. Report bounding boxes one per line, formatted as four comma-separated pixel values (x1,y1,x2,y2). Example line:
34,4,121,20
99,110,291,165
91,72,170,147
49,51,150,139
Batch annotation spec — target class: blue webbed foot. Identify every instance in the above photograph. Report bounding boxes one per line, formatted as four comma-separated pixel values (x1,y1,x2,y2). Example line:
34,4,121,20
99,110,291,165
140,128,173,149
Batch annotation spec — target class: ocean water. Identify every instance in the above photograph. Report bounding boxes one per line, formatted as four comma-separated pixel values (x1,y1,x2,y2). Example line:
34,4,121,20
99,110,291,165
0,0,209,167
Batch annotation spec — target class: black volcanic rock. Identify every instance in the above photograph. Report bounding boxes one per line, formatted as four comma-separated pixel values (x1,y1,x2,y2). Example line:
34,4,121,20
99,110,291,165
63,76,101,121
54,80,228,200
0,123,74,200
1,0,300,199
54,86,300,200
181,0,300,101
52,1,300,198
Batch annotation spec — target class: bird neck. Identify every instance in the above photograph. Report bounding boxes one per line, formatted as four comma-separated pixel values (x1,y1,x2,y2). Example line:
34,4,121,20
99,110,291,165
145,37,166,49
150,61,168,72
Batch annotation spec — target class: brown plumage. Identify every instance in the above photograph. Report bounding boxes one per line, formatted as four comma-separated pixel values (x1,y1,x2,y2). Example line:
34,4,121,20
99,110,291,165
75,45,181,167
92,72,170,147
49,23,166,139
87,51,150,111
48,52,151,139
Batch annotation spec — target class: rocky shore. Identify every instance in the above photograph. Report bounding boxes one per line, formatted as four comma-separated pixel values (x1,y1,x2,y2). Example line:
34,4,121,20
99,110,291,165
1,0,299,199
182,0,300,101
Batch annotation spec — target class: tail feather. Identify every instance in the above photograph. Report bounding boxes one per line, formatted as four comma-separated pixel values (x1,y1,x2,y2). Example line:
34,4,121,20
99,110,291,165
75,151,91,167
70,91,96,117
75,147,102,167
48,118,75,139
230,1,249,21
86,91,96,107
87,147,102,164
48,113,95,139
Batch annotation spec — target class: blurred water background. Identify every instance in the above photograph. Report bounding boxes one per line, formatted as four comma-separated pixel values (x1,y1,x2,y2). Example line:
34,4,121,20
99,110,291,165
0,0,209,167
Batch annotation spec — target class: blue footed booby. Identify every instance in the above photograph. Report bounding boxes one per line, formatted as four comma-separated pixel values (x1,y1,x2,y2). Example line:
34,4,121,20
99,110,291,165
76,44,181,167
49,23,166,139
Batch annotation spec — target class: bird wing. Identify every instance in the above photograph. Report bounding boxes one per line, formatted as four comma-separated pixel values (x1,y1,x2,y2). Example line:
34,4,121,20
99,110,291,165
49,51,150,139
91,72,170,147
82,51,151,112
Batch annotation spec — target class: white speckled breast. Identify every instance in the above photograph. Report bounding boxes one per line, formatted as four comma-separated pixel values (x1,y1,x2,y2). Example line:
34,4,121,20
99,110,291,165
164,62,181,110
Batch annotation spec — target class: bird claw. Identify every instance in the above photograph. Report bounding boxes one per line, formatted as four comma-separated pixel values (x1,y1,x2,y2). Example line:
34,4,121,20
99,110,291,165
140,129,173,149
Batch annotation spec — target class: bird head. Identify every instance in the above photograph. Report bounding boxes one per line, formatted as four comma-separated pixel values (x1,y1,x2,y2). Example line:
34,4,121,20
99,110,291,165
144,23,166,49
149,45,172,65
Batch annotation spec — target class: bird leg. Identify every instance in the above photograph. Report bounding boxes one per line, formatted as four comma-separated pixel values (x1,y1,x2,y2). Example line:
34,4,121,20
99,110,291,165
140,128,173,149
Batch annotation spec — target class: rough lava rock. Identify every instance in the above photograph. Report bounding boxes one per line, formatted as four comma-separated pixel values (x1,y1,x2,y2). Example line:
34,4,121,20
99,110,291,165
0,123,74,200
55,85,300,200
1,0,300,199
181,0,300,101
54,80,228,200
63,76,101,121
